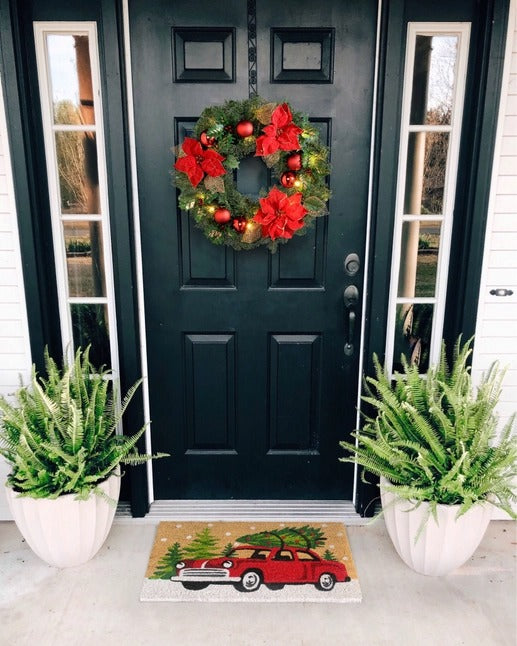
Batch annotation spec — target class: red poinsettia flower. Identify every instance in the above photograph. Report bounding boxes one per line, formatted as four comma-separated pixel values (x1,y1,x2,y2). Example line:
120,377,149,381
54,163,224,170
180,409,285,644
253,186,308,240
255,103,303,157
174,137,226,187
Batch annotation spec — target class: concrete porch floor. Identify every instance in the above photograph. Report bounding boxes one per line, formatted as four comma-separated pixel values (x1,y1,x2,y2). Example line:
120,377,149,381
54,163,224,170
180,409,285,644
0,519,515,646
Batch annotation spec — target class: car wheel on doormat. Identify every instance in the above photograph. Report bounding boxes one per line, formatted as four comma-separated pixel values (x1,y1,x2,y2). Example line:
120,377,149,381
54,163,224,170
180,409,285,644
181,582,209,590
316,572,336,591
236,570,262,592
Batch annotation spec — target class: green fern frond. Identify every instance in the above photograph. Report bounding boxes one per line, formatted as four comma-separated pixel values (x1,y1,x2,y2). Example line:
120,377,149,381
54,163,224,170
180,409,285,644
341,336,517,518
0,346,167,499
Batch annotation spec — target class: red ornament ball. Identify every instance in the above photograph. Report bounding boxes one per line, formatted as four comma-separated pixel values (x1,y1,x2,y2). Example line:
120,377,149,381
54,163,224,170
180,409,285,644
280,171,297,188
286,152,302,171
232,217,247,233
200,131,216,147
235,120,254,138
214,208,231,224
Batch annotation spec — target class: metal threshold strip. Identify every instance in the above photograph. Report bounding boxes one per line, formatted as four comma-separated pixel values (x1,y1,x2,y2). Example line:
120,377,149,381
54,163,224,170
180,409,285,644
116,500,368,524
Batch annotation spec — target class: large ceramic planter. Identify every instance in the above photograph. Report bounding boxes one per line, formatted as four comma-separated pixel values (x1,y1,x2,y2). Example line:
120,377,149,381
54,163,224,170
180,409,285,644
380,477,493,576
5,470,120,568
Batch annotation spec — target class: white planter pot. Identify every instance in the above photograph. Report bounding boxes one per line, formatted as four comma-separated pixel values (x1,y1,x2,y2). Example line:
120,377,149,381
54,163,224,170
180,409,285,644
5,470,120,568
380,477,493,576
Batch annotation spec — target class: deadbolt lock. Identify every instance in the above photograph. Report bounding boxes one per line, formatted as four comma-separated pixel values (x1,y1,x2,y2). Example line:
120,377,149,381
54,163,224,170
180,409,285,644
344,253,360,276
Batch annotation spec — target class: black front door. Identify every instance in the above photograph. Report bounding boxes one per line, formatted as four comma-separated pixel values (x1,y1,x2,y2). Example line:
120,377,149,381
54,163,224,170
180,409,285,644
129,0,377,499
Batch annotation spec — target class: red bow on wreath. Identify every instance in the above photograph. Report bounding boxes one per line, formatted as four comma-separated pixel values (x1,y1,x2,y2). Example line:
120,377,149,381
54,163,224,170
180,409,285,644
255,103,303,157
174,137,226,187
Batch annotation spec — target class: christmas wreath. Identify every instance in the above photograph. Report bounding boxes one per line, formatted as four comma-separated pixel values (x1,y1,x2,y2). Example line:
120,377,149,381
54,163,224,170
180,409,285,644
173,96,331,252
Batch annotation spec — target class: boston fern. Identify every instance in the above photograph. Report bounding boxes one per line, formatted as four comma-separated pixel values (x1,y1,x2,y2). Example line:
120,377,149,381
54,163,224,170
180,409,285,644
0,347,163,500
340,337,517,518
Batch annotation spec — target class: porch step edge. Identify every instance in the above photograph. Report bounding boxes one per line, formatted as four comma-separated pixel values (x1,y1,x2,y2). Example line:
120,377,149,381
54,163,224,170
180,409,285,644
116,500,370,524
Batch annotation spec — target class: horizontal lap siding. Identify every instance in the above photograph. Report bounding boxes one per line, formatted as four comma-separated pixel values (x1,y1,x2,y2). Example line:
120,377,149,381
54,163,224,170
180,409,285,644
473,4,517,435
0,76,32,519
472,3,517,519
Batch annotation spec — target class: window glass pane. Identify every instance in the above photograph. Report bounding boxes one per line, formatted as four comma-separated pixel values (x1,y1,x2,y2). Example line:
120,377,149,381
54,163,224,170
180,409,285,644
47,34,95,126
71,303,110,368
64,221,106,297
410,35,458,126
393,303,434,374
398,220,441,298
56,131,99,214
404,132,449,215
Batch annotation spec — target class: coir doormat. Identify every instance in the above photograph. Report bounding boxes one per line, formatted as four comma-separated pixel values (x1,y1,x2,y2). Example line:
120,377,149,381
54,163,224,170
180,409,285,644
140,521,361,603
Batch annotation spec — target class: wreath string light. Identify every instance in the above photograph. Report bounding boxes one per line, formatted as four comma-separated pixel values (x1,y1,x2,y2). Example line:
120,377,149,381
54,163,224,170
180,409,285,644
174,96,331,252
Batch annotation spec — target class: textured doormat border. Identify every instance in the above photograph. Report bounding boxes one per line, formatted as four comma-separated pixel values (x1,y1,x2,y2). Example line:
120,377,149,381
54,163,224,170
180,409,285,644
141,521,362,603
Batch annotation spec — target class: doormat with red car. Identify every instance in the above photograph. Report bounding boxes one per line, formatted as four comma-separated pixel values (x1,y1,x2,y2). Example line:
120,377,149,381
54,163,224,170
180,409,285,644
140,521,362,603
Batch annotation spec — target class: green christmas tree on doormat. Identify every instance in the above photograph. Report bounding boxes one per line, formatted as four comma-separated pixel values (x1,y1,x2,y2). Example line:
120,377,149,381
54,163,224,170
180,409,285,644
235,525,327,549
183,527,221,559
222,542,235,557
151,542,184,579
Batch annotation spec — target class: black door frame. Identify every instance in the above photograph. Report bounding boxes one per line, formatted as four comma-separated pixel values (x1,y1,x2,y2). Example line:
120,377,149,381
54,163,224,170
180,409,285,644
128,0,379,503
358,0,511,513
0,0,510,516
0,0,149,515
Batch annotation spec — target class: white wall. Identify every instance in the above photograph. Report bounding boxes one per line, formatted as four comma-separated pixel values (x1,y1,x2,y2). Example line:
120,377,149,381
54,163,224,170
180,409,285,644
473,0,517,423
472,0,517,519
0,76,32,520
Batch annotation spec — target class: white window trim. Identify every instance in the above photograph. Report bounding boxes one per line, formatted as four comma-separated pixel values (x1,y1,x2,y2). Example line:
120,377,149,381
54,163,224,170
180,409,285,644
385,22,471,373
352,0,384,505
122,1,155,503
33,21,120,379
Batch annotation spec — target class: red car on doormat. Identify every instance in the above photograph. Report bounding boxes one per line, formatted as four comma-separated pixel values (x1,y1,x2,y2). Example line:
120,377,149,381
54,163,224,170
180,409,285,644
171,545,351,592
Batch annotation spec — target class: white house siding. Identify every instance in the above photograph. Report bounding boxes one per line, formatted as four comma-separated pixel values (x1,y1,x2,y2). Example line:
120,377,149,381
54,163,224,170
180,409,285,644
473,1,517,421
0,76,32,520
472,0,517,517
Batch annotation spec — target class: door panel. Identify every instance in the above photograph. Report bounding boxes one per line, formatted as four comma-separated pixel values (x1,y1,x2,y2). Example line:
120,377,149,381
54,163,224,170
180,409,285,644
130,0,377,499
268,334,322,452
184,333,237,452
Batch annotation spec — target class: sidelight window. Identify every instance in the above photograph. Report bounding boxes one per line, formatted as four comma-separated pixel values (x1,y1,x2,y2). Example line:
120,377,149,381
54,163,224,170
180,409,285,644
385,23,470,373
33,23,118,372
